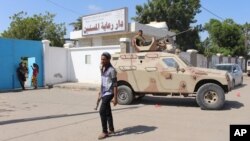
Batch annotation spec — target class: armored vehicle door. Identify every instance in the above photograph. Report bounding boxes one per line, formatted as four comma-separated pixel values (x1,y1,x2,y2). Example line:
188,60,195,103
157,57,192,93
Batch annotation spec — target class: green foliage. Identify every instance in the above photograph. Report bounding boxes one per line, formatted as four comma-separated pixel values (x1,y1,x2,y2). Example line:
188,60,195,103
204,19,248,57
232,45,247,56
133,0,201,51
205,19,242,48
1,11,66,46
204,44,243,57
69,16,82,30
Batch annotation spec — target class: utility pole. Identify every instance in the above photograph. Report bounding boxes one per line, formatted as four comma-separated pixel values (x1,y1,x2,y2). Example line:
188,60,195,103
244,25,249,72
244,28,248,52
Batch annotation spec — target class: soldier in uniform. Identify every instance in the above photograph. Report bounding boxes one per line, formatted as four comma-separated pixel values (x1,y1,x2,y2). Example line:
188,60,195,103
132,30,167,52
133,30,151,46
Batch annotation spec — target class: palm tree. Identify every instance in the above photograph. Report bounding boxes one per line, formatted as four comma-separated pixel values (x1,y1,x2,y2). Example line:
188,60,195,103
69,16,82,31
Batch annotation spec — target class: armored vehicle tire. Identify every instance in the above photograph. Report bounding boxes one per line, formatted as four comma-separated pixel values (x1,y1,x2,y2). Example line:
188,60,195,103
117,85,134,105
196,83,225,110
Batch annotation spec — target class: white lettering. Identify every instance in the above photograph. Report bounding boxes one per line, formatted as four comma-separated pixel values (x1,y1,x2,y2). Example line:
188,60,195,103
241,129,247,136
234,129,247,136
234,129,241,136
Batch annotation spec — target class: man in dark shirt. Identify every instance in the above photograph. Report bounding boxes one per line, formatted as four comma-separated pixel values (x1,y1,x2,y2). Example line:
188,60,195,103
98,52,118,140
16,62,27,90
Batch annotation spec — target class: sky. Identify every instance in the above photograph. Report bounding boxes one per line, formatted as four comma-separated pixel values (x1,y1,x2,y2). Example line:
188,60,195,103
0,0,250,40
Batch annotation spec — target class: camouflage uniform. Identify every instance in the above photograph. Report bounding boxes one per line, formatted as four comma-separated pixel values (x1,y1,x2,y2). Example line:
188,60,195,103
134,35,152,46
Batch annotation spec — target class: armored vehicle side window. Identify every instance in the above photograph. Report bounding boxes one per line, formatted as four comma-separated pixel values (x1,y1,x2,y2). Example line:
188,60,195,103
162,58,178,68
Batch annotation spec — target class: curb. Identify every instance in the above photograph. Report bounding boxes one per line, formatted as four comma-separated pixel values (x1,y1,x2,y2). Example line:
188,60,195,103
53,85,100,91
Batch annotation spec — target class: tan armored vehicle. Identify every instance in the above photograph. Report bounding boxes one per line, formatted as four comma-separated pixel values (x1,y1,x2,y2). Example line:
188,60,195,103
111,41,231,110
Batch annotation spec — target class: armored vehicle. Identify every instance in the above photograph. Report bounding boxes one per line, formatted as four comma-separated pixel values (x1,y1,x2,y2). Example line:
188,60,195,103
111,45,231,110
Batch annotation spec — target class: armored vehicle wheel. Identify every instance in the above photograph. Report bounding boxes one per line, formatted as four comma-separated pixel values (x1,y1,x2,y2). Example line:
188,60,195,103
117,85,134,105
196,83,225,110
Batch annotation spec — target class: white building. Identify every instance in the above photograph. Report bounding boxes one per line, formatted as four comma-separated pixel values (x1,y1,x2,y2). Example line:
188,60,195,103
43,8,176,85
70,21,175,47
70,8,175,47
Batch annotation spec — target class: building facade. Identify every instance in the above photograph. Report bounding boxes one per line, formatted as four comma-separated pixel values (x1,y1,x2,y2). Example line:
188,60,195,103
70,8,175,47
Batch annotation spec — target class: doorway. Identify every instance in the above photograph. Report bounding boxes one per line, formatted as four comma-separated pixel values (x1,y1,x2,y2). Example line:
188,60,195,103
21,57,36,88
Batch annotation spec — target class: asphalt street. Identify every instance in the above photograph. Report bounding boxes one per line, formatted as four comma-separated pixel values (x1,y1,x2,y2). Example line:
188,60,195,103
0,77,249,141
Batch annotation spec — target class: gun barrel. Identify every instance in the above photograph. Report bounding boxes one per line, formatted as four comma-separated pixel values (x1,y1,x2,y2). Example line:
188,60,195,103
157,28,193,41
94,99,101,110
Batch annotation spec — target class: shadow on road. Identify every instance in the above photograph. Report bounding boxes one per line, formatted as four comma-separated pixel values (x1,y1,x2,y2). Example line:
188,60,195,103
113,125,157,136
222,100,244,110
0,106,139,126
0,87,53,93
0,90,23,93
133,96,199,108
132,96,244,110
233,84,247,90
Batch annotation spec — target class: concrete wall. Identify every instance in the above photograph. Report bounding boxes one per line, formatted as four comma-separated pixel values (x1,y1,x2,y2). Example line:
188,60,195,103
68,46,120,84
197,54,207,68
78,38,92,47
211,55,220,68
231,57,236,64
179,52,191,64
102,35,123,46
77,34,134,47
0,38,43,90
239,58,245,72
223,57,229,63
43,40,121,85
43,44,68,85
184,51,246,71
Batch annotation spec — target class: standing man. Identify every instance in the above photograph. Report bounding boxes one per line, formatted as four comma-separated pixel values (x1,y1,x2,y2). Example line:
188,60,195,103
16,62,26,90
98,52,118,140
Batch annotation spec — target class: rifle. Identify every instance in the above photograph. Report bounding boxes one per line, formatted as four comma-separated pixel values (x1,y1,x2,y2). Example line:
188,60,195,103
94,97,101,110
94,96,116,110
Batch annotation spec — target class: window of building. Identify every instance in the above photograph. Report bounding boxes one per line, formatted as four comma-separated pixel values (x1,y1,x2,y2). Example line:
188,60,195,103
85,55,91,64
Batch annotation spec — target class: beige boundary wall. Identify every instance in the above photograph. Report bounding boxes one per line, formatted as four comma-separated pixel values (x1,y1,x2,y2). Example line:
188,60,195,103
179,51,246,71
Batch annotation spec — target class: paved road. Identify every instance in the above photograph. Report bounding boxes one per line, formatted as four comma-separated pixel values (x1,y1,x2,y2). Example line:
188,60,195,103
0,77,249,141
